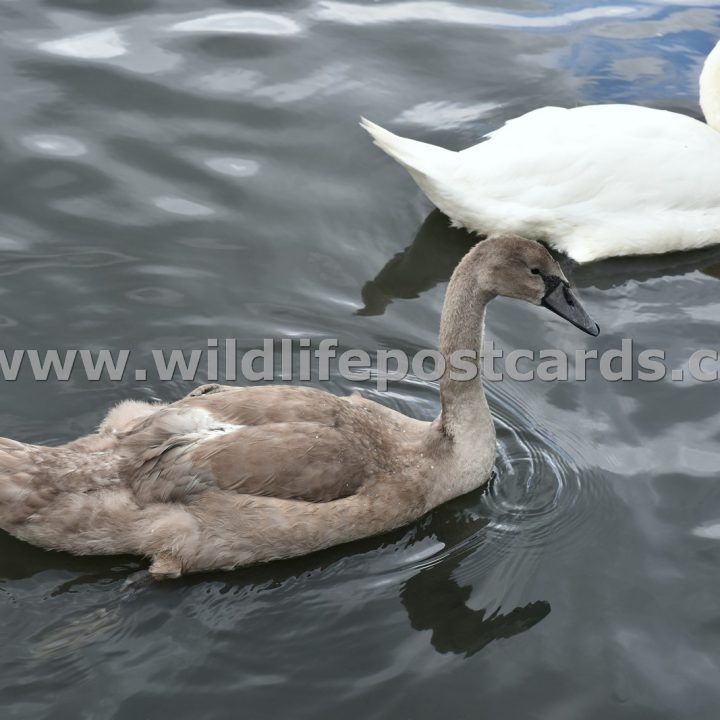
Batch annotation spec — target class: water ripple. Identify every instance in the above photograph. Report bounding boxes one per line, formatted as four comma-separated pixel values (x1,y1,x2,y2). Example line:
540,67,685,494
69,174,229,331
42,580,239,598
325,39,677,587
20,134,88,157
384,379,610,596
169,12,301,36
0,249,135,277
152,196,215,217
395,101,501,130
482,382,608,552
204,157,259,178
39,28,128,60
315,1,641,28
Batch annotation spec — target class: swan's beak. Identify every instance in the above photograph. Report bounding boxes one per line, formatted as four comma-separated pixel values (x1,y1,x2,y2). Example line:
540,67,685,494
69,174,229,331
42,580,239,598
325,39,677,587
542,279,600,336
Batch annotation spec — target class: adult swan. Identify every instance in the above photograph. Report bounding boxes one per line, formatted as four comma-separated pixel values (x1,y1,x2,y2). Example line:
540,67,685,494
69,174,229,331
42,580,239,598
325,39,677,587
362,40,720,263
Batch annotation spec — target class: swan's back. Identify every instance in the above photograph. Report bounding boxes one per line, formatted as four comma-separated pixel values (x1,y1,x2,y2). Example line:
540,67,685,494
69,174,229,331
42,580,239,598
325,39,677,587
451,105,720,261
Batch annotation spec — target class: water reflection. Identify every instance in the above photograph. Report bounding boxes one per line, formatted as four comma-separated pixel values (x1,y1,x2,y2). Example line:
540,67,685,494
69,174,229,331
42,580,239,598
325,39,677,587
169,12,302,36
0,532,141,583
357,211,477,316
315,2,640,29
40,29,128,60
0,491,550,659
399,494,551,657
401,562,550,657
358,209,720,315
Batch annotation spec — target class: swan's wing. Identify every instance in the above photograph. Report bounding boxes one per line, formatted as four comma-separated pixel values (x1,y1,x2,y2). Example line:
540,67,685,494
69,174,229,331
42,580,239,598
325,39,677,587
450,104,720,260
119,385,396,504
481,105,568,141
466,104,720,208
184,420,372,501
175,383,363,426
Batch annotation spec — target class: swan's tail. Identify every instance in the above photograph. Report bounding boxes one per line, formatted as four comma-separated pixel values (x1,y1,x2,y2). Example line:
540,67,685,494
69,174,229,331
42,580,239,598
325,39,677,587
0,437,46,529
360,117,457,179
0,435,174,559
0,437,131,552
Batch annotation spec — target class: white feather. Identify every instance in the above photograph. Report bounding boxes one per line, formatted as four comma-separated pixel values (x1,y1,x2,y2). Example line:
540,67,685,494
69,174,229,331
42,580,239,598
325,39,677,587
362,40,720,263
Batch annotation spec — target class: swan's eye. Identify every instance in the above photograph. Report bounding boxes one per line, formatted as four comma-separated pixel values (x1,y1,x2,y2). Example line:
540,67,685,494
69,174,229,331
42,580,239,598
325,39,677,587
530,268,541,275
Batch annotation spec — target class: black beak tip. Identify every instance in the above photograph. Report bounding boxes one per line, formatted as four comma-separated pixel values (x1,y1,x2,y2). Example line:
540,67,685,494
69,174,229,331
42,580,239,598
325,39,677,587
567,317,600,336
580,318,600,337
541,281,600,337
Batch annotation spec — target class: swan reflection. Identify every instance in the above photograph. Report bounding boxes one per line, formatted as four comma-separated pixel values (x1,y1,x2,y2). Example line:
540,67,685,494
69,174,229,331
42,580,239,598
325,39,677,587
358,210,720,317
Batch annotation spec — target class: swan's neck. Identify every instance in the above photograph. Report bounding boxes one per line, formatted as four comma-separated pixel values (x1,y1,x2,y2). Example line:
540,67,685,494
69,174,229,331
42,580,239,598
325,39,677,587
700,41,720,132
438,252,494,440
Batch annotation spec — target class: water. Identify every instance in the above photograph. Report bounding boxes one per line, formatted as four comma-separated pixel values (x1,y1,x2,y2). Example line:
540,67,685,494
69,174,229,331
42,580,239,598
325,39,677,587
2,0,720,717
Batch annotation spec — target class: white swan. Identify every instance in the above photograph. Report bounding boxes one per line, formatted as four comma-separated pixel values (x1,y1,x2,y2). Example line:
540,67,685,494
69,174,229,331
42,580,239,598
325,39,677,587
362,40,720,263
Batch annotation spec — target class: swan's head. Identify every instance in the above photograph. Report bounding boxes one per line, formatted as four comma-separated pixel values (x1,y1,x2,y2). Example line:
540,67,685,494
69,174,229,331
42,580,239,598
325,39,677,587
475,235,600,336
700,39,720,133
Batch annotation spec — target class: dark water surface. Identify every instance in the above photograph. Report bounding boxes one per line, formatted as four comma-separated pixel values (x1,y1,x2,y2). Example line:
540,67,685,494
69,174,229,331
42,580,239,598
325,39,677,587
2,1,720,718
